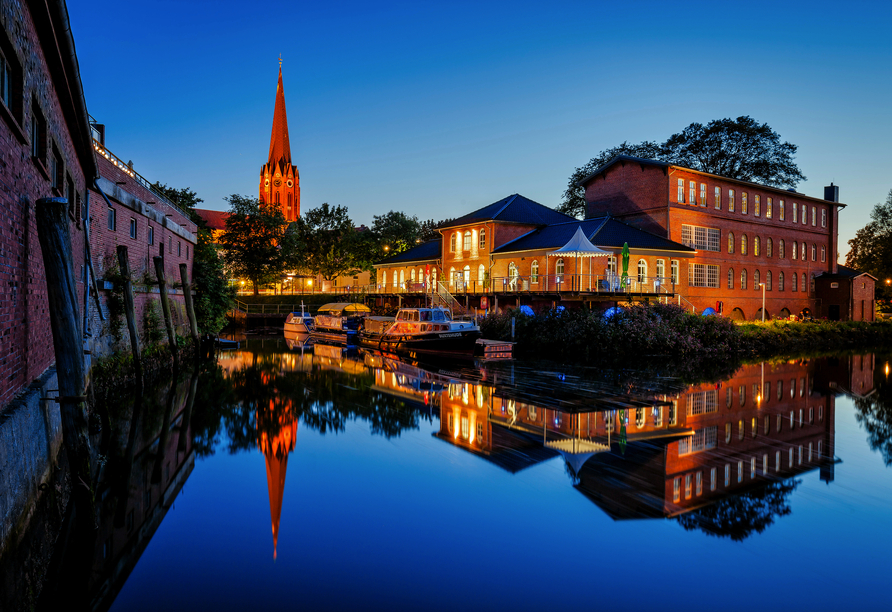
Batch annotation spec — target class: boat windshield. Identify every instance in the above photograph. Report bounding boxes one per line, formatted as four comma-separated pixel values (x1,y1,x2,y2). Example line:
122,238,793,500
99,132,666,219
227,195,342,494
420,310,432,322
433,310,446,322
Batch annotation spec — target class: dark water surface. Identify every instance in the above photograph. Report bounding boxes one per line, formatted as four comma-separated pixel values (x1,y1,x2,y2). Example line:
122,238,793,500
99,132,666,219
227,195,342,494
12,339,892,611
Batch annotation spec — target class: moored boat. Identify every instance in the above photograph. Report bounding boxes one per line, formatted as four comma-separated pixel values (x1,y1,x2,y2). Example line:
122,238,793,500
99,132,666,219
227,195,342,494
311,302,372,344
284,302,315,335
360,306,481,355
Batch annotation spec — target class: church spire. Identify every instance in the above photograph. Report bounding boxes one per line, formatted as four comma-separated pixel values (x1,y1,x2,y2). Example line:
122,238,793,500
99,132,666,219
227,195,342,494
267,64,291,166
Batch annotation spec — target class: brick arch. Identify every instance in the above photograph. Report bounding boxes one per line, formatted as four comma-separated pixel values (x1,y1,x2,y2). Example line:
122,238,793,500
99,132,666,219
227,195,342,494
780,307,792,319
730,307,746,321
755,307,770,321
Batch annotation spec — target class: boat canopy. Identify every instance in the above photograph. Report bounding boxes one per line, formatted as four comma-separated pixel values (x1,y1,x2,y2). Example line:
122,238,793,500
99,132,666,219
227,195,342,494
316,302,372,316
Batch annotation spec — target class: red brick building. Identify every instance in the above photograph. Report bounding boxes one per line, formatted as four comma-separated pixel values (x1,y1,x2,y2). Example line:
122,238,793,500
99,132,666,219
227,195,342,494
581,156,864,320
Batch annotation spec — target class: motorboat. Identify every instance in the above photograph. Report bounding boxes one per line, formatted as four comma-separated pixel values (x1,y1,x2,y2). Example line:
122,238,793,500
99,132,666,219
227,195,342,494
311,302,372,344
284,302,315,335
360,306,481,356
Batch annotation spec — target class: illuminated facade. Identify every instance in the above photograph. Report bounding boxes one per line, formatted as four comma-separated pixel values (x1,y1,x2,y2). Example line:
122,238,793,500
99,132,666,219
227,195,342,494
259,64,300,222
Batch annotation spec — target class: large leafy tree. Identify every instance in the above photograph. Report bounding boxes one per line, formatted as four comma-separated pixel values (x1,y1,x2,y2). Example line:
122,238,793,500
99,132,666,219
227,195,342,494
419,217,454,242
560,116,806,218
847,189,892,307
218,194,294,295
853,357,892,466
371,210,421,259
152,182,203,224
191,230,234,333
294,203,363,282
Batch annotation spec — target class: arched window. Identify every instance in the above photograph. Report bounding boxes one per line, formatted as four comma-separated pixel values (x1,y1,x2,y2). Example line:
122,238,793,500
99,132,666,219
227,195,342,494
778,271,785,291
741,269,748,290
801,272,807,293
766,270,772,290
463,265,471,287
779,239,785,259
637,259,647,282
792,272,798,292
450,233,456,252
656,259,665,280
556,258,564,279
728,267,734,289
741,234,747,256
530,260,539,283
728,232,735,254
811,244,816,261
767,238,773,258
463,230,472,251
508,262,518,289
478,264,485,284
410,269,416,283
391,270,397,289
754,236,761,257
792,241,798,260
754,270,760,289
449,266,455,287
399,269,405,288
431,268,437,286
821,246,826,262
801,242,806,260
479,228,486,249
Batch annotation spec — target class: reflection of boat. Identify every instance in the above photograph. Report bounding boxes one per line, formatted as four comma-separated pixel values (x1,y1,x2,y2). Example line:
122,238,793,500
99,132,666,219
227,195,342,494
311,302,371,344
284,302,314,334
284,331,313,351
360,307,481,355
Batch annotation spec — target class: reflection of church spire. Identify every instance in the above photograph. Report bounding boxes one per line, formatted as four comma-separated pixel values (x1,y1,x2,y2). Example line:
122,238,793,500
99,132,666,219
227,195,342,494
257,399,298,560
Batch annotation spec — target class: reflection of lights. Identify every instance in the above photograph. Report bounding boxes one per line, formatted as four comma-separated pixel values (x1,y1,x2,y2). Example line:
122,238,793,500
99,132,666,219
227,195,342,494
886,362,889,378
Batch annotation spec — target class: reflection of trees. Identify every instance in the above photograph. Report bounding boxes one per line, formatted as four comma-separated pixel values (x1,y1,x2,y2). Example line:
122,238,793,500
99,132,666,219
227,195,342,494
854,362,892,466
676,479,800,541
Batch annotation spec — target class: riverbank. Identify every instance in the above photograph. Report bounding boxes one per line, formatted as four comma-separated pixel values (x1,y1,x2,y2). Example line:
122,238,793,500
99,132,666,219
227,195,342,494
479,304,892,363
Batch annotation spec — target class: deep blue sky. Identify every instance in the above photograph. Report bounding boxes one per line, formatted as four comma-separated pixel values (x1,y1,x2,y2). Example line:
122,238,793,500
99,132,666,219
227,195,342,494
69,0,891,259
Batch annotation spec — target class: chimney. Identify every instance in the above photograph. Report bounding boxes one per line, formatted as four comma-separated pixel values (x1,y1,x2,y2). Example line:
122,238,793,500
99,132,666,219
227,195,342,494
824,182,839,203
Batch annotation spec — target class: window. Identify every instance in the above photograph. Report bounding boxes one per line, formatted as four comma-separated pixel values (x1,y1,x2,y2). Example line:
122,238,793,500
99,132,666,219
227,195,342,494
739,419,745,440
821,246,826,262
608,255,617,276
725,464,730,487
700,183,706,206
778,271,784,291
714,186,721,209
677,178,684,202
688,263,719,288
450,233,456,252
463,230,471,251
779,199,785,221
656,259,665,281
779,239,785,258
148,226,154,245
696,472,703,495
754,236,760,257
766,238,772,258
811,206,816,226
738,460,743,483
637,259,647,283
689,181,696,206
725,422,732,443
802,204,807,225
801,242,806,261
30,98,46,162
729,189,735,212
742,192,748,214
792,272,798,292
740,269,747,290
681,225,720,251
556,258,564,278
50,143,63,191
478,264,485,285
811,244,816,261
766,197,772,219
687,392,719,416
107,207,116,231
671,260,679,284
685,474,692,499
728,267,734,289
186,245,190,260
129,218,137,239
822,208,827,228
1,44,21,120
673,477,681,502
178,241,182,257
753,269,760,289
751,457,757,478
479,228,486,249
754,194,760,216
792,202,798,223
529,260,538,283
766,270,772,290
741,234,747,256
727,232,735,254
792,241,798,260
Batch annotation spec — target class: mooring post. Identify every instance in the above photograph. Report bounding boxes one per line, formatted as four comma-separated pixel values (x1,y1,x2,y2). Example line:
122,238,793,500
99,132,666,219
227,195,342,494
153,256,179,369
152,371,178,484
116,246,143,387
35,197,96,523
177,370,199,453
179,263,200,347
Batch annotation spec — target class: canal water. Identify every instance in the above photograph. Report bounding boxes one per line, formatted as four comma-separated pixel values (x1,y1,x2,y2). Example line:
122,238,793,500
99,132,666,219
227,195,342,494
3,339,891,611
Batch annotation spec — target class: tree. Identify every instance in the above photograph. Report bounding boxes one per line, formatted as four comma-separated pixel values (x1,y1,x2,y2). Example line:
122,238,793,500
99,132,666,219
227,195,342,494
218,194,294,295
560,116,806,219
419,217,454,242
152,182,204,224
853,356,892,465
192,229,235,333
371,210,421,258
294,203,363,282
847,189,892,307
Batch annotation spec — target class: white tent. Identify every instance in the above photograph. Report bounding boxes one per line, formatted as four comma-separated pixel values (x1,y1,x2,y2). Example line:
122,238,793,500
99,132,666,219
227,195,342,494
547,226,610,291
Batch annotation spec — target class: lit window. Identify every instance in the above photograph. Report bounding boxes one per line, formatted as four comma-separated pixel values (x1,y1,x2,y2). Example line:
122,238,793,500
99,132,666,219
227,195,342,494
463,230,471,251
779,239,785,258
754,236,760,257
793,202,798,223
766,197,772,218
728,232,735,254
740,269,747,290
714,186,721,209
637,259,647,283
450,233,456,252
671,260,679,285
727,267,734,289
689,181,696,206
729,189,735,212
556,258,564,278
479,228,486,249
741,234,747,255
779,199,785,221
742,192,748,214
754,194,760,216
700,183,706,206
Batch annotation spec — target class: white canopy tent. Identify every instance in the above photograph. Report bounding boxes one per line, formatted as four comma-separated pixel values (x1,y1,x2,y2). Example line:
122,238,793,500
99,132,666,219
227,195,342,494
547,226,610,291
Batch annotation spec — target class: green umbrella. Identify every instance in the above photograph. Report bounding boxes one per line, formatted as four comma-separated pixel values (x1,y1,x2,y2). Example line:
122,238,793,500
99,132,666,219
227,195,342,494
618,409,627,455
620,242,630,290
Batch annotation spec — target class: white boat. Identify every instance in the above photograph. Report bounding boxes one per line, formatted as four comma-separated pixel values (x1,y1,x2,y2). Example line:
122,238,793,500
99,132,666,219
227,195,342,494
284,302,315,334
360,306,481,355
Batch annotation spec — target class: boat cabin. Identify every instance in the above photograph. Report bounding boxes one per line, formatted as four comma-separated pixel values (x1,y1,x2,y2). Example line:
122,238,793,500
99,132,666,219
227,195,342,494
395,307,452,323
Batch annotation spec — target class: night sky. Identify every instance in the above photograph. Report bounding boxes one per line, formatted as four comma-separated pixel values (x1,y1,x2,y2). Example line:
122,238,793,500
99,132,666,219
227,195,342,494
69,0,892,260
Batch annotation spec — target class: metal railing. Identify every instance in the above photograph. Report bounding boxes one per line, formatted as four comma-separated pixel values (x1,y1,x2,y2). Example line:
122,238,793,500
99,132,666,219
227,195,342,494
232,301,308,315
370,275,676,296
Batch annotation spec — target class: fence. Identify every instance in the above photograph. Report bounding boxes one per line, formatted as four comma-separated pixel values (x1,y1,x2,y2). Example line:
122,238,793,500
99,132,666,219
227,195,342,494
369,274,676,296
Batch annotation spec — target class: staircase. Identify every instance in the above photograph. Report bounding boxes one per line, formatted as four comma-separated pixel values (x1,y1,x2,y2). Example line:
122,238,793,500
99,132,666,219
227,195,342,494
431,281,467,315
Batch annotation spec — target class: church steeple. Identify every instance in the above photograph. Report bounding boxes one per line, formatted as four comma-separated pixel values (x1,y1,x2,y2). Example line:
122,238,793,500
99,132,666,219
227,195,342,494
257,398,298,561
259,60,300,221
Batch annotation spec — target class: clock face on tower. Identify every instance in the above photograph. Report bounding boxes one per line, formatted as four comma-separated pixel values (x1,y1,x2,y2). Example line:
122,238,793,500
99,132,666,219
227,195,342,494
274,179,281,187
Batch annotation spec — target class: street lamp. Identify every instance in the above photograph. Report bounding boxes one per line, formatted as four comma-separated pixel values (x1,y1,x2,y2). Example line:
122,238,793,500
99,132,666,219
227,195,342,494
759,282,766,322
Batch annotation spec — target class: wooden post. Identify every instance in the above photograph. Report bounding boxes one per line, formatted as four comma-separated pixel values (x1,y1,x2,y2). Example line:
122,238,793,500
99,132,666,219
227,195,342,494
179,263,200,346
35,197,95,522
116,246,143,388
153,256,179,369
177,370,199,454
152,372,177,484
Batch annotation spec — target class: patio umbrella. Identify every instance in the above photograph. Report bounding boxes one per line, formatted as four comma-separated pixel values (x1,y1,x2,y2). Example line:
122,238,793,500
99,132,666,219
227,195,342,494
620,242,630,290
548,226,609,290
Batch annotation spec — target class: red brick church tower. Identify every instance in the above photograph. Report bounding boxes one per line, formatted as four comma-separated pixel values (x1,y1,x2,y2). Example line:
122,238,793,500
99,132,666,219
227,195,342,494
259,61,300,221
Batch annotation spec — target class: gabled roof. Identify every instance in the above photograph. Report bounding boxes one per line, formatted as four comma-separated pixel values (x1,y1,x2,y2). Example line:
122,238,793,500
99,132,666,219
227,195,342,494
492,216,695,254
375,239,442,266
194,208,229,231
439,194,574,229
818,264,878,281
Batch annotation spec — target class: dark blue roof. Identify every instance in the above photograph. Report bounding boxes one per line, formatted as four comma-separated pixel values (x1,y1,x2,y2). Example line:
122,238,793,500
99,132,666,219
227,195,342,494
492,216,695,254
439,194,574,229
376,239,441,265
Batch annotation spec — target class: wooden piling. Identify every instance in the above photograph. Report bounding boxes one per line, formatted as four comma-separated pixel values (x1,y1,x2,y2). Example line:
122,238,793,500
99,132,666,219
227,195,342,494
35,197,95,523
151,371,177,484
116,246,143,387
153,256,179,369
177,370,198,454
179,263,200,346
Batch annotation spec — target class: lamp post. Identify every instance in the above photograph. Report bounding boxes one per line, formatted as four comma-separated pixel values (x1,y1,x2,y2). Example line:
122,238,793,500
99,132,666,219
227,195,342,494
759,282,766,322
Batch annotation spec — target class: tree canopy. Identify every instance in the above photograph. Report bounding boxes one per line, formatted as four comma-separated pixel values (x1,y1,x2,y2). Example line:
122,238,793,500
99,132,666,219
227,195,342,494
846,188,892,306
293,203,364,281
152,182,204,224
218,194,295,295
560,116,806,218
